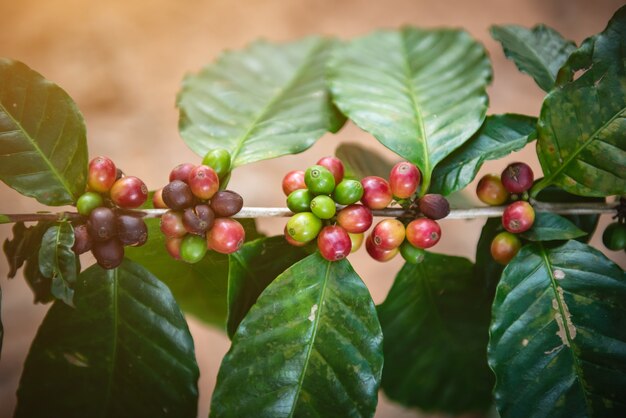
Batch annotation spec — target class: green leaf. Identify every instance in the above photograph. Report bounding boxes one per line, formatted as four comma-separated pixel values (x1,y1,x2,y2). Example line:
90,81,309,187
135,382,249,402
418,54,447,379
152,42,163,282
488,241,626,417
15,259,199,418
430,114,536,195
335,142,395,180
227,236,309,339
534,8,626,197
125,218,262,329
38,222,78,306
329,28,492,192
377,253,494,413
490,25,576,92
475,217,506,299
3,221,54,303
0,58,88,205
177,37,345,167
521,212,587,242
211,253,383,418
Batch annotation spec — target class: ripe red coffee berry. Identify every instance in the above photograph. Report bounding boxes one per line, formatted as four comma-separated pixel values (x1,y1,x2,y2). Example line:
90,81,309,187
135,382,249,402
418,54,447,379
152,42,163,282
117,214,148,246
88,207,117,242
188,165,220,200
162,180,195,210
502,201,535,233
170,163,196,183
389,162,421,199
476,174,509,206
183,204,215,235
418,194,450,220
92,239,124,269
365,234,399,262
501,162,534,194
207,218,245,254
336,204,373,234
160,210,187,238
165,237,183,260
87,156,117,193
317,226,352,261
491,231,522,265
210,190,244,217
406,218,441,249
110,176,148,209
72,224,92,255
152,188,168,209
371,219,406,250
316,156,345,185
282,170,306,196
361,176,393,210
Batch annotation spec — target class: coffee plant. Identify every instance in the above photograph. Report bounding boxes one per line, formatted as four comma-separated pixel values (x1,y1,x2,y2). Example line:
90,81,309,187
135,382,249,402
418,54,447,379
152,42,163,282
1,5,625,418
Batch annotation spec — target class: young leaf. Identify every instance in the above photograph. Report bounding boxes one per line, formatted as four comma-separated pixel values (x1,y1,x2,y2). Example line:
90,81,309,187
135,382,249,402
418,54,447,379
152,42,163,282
430,114,537,195
520,212,586,241
15,259,199,418
490,25,576,92
377,253,494,413
0,58,88,205
177,37,345,167
534,7,626,197
329,28,492,192
227,236,309,339
488,241,626,417
125,218,262,329
211,253,383,418
38,222,78,306
335,142,396,180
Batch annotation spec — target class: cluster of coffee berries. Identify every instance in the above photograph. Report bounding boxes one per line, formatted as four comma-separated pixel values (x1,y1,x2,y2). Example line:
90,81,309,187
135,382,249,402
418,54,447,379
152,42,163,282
477,162,535,265
73,156,149,269
366,162,449,263
155,149,245,263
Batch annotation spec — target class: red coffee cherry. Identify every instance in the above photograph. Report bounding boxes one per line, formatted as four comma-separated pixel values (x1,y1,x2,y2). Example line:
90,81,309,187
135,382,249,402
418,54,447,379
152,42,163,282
165,237,183,260
371,219,405,250
317,226,352,261
87,156,117,193
389,162,421,199
88,207,117,242
476,174,509,206
182,204,215,235
210,190,244,218
336,204,373,234
361,176,393,210
162,180,195,210
188,165,220,200
152,189,168,209
207,218,245,254
491,231,522,265
418,194,450,220
92,238,124,269
501,162,534,194
110,176,148,209
406,218,441,249
365,234,399,262
502,201,535,233
160,210,187,238
282,170,306,196
170,163,196,183
72,224,92,255
116,214,148,246
316,156,345,185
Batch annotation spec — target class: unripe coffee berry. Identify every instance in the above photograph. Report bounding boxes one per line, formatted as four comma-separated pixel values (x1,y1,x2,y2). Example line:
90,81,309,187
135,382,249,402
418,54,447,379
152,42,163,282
152,188,168,209
286,212,323,243
188,165,220,200
406,218,441,249
602,222,626,251
418,194,450,220
92,238,124,269
336,204,373,234
282,170,306,196
317,226,352,261
77,192,104,216
490,231,522,265
284,226,309,247
348,232,364,253
371,219,405,250
183,204,215,235
207,218,246,254
305,165,336,195
333,179,364,205
502,201,535,233
361,176,393,209
310,195,336,219
88,207,117,242
316,156,345,185
202,149,232,179
170,163,196,183
501,162,534,194
389,162,420,199
162,180,195,210
72,224,92,255
160,210,187,238
180,234,207,264
400,241,426,264
88,156,117,193
287,189,314,213
210,190,244,218
116,214,148,247
476,174,509,206
110,176,148,209
365,234,399,262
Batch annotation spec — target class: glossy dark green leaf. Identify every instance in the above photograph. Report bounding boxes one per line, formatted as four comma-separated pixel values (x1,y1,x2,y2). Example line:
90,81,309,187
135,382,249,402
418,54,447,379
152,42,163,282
38,222,77,306
335,142,395,180
125,218,262,329
177,37,345,167
475,217,506,299
329,28,492,192
521,212,586,242
211,253,383,418
534,7,626,197
377,253,494,413
0,58,88,205
430,114,536,195
227,236,309,339
489,241,626,418
15,259,199,418
490,25,576,92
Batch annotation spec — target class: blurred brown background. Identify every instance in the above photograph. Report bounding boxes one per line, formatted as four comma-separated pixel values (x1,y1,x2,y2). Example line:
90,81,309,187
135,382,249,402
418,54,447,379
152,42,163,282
1,0,624,417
